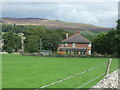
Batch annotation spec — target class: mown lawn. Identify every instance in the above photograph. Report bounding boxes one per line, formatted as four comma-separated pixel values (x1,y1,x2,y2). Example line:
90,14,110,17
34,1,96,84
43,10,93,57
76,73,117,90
2,54,118,88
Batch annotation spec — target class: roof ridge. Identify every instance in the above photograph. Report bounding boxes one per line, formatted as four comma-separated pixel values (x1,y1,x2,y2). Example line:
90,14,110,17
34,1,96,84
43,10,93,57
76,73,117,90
80,34,91,42
61,32,91,43
61,33,78,42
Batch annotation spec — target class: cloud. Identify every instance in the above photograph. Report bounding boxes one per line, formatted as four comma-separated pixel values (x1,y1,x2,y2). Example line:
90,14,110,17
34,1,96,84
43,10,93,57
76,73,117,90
52,2,117,27
2,0,120,2
2,2,118,27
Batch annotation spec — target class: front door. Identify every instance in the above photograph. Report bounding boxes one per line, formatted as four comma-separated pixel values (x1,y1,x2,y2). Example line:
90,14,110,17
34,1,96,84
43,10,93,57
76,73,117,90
74,51,79,54
80,51,85,55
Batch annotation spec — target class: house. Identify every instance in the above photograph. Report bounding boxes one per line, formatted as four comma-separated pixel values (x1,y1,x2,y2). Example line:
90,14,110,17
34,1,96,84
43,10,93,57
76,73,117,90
58,32,91,55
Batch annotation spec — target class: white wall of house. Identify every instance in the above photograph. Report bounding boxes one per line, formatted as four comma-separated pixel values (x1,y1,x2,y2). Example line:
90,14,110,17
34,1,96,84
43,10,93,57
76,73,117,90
88,50,91,55
88,43,91,47
88,43,91,55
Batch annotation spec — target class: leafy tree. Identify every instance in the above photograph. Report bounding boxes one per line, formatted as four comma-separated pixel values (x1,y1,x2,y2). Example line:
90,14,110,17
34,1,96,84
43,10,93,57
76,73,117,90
116,19,120,30
24,28,63,52
92,32,108,54
105,29,115,54
24,36,40,53
41,30,62,51
114,19,120,57
24,26,47,52
54,29,73,39
2,25,12,32
6,46,13,53
92,19,120,56
2,24,27,34
24,26,46,37
2,30,21,53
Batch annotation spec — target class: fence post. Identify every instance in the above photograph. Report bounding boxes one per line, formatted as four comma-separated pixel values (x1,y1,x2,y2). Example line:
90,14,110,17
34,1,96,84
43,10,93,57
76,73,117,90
105,58,112,76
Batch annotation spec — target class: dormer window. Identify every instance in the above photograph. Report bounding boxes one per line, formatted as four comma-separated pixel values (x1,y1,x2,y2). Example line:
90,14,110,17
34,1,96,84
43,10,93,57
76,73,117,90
62,43,68,46
72,43,76,48
88,43,91,47
65,43,68,46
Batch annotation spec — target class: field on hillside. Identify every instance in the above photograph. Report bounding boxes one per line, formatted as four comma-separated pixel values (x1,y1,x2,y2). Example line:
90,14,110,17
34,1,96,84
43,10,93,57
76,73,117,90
2,54,119,88
2,18,111,35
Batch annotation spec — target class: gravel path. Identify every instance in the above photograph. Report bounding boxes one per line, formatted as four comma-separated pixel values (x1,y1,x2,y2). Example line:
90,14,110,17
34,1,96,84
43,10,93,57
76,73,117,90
91,69,119,89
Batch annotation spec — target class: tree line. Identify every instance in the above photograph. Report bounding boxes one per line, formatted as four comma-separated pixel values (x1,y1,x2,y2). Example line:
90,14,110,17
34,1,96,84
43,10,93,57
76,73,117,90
2,20,120,57
2,25,72,53
92,20,120,57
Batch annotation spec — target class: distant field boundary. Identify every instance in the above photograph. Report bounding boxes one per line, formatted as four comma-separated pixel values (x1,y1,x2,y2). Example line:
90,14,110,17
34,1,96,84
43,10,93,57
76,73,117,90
22,53,117,58
0,52,20,54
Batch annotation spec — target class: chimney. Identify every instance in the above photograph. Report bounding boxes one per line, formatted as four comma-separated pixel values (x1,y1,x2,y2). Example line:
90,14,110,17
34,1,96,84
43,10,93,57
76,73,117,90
76,30,80,34
66,33,68,39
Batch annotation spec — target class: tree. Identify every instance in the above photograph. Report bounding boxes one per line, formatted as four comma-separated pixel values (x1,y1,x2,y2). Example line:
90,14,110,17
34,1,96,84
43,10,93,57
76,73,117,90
116,19,120,30
2,30,21,53
105,29,115,54
92,20,120,56
24,26,46,53
24,35,40,53
2,25,12,32
54,29,73,39
42,30,63,51
115,19,120,57
24,27,63,52
92,32,108,54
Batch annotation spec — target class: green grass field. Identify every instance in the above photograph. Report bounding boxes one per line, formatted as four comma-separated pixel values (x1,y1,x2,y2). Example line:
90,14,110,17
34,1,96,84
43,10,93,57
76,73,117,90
2,54,119,88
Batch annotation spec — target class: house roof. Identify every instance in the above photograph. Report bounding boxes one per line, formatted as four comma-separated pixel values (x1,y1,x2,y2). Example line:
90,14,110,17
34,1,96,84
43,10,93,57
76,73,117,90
61,32,91,44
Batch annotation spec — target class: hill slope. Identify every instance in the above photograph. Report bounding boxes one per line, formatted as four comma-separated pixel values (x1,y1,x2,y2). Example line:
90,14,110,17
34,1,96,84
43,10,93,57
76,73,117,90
1,18,112,34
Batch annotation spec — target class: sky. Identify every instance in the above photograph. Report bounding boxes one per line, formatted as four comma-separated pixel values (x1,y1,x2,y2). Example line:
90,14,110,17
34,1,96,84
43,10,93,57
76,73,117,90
2,1,119,28
2,0,120,2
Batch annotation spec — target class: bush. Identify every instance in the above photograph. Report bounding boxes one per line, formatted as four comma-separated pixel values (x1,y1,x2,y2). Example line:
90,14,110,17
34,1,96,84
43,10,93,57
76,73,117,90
21,52,117,58
22,53,91,58
91,52,97,57
6,47,13,53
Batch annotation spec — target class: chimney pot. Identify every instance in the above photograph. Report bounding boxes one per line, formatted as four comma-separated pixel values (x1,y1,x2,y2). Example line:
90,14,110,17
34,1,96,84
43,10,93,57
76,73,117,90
76,30,80,34
66,33,68,39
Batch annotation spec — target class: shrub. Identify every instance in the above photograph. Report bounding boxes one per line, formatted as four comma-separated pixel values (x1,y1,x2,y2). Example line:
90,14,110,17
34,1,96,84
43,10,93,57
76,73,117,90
6,47,13,53
21,52,116,58
91,52,97,57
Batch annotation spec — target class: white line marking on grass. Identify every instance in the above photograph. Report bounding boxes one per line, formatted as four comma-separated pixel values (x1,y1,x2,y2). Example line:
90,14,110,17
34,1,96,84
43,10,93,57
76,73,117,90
39,62,107,88
78,73,105,88
77,66,119,88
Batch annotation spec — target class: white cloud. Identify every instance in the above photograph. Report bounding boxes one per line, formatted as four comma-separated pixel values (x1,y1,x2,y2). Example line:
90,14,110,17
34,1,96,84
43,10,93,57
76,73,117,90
2,0,120,2
52,3,117,27
2,2,118,27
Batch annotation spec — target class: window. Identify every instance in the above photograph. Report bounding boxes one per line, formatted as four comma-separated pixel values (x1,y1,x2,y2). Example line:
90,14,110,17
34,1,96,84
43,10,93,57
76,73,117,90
83,51,85,55
62,43,68,46
62,43,64,46
80,51,85,55
88,43,91,47
65,43,68,46
66,51,69,54
74,51,79,54
72,43,76,48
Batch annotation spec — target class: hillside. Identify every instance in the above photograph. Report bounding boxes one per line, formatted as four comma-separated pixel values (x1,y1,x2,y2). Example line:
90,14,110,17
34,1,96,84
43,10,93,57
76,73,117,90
1,18,112,34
